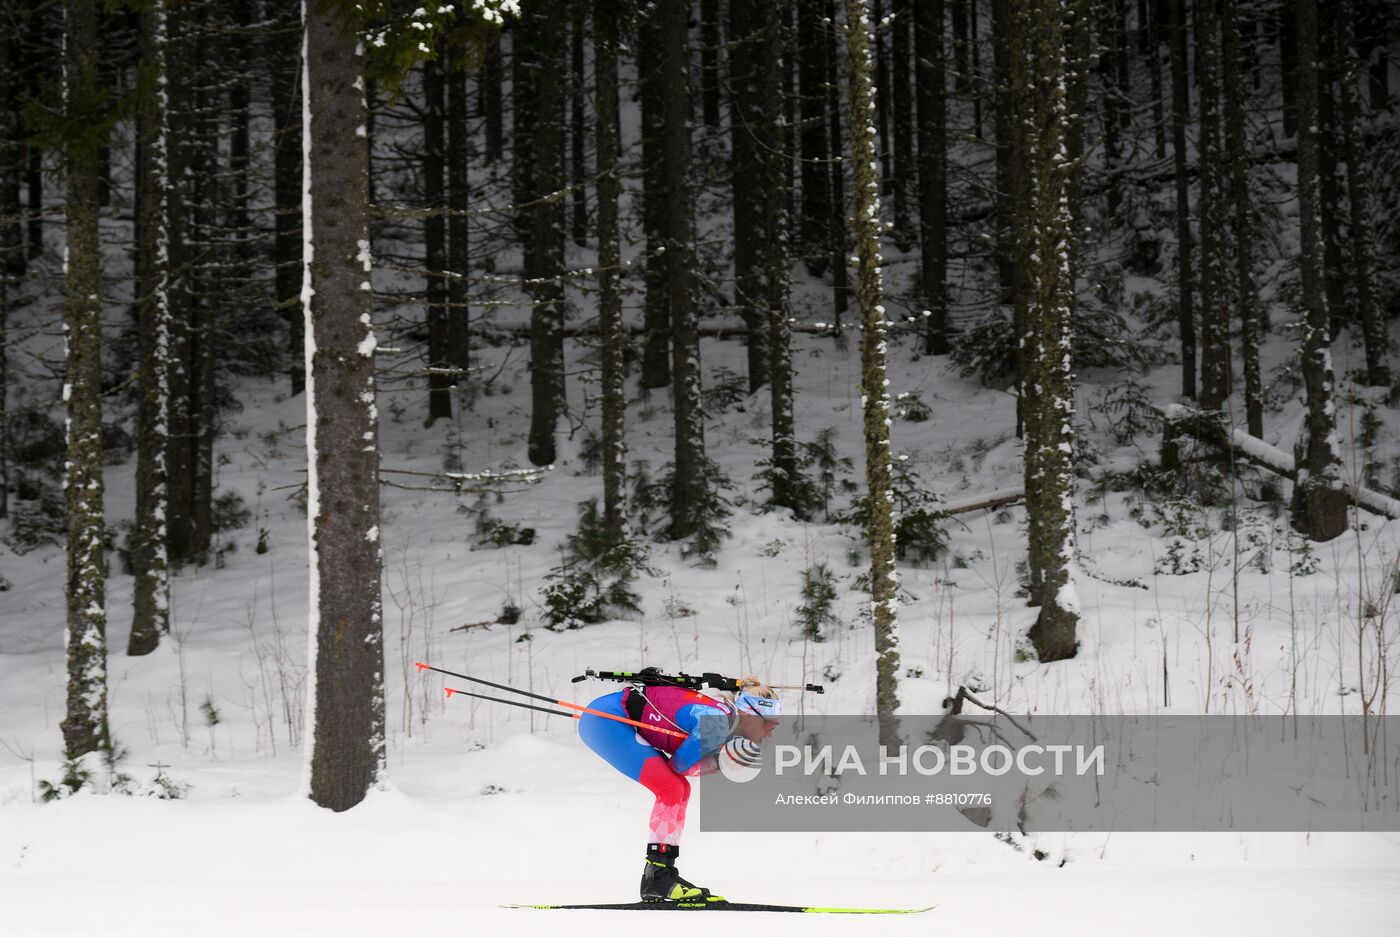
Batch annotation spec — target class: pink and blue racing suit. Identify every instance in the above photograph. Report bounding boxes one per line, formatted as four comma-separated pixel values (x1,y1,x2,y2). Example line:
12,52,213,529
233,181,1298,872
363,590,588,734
578,687,737,846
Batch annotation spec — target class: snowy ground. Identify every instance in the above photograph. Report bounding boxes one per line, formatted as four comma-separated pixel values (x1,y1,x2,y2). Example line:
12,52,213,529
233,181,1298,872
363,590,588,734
5,300,1400,933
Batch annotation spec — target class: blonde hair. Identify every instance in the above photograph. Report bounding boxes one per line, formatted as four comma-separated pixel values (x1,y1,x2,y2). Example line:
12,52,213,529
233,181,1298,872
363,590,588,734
717,676,778,710
736,676,776,698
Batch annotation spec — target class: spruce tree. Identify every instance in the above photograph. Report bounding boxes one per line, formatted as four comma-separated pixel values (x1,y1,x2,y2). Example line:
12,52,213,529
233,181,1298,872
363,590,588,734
1289,0,1348,543
302,0,386,812
130,0,172,657
60,0,111,765
656,0,706,543
594,0,626,543
1014,0,1081,662
843,0,901,733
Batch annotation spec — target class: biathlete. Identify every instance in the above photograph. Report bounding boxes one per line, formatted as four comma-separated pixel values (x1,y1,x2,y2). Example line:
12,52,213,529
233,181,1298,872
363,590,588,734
577,677,780,902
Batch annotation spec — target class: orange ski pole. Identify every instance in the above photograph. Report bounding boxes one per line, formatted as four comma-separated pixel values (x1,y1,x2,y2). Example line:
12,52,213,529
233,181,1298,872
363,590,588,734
418,662,688,739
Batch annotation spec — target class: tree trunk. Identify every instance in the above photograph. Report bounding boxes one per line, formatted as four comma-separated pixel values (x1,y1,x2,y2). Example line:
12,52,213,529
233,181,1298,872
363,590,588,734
638,13,671,390
272,0,303,396
25,15,44,262
570,0,588,247
1013,0,1081,662
129,0,172,657
1221,0,1263,437
1316,14,1347,338
798,0,831,277
228,0,252,274
1289,0,1348,543
1097,0,1124,216
872,0,891,191
889,0,914,250
1196,0,1231,411
511,24,535,243
595,0,626,543
164,0,195,564
446,51,471,387
950,0,969,92
423,54,452,424
481,28,503,165
1278,9,1297,137
991,0,1015,313
302,0,387,812
914,0,948,355
825,0,849,327
187,2,218,562
1169,0,1196,400
700,0,721,128
525,4,567,467
657,0,706,541
1337,0,1388,386
1147,0,1167,160
60,0,111,764
763,0,799,515
731,0,769,392
844,0,901,738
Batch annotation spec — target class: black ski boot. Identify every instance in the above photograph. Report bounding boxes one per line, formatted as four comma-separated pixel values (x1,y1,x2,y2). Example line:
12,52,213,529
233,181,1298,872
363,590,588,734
640,844,717,903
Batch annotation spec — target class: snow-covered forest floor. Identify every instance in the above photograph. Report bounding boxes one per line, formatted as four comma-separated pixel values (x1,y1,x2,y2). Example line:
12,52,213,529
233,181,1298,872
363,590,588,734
4,318,1400,934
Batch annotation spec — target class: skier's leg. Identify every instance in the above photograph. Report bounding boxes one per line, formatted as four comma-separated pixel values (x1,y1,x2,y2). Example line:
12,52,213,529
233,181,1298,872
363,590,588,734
637,758,689,845
577,694,711,900
577,692,692,844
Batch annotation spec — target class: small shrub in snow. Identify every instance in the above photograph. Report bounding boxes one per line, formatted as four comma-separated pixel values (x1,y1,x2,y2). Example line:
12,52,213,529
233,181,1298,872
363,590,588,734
541,499,654,630
796,562,839,642
755,427,856,521
211,491,252,534
472,499,536,549
3,487,65,555
840,457,948,565
701,365,748,414
894,392,931,422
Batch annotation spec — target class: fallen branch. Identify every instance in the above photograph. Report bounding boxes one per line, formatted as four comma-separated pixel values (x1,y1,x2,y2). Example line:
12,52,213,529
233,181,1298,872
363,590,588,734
943,487,1024,516
1160,404,1400,521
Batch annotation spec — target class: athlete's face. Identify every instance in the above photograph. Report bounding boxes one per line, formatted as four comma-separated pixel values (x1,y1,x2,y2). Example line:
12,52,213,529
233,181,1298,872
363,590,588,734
736,711,777,742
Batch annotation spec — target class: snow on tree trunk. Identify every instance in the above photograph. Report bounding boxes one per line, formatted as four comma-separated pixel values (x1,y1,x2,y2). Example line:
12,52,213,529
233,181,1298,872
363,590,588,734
761,0,799,516
843,0,901,737
130,0,172,657
1012,0,1081,663
595,0,626,543
60,0,110,763
657,0,706,542
1289,0,1348,544
301,0,386,811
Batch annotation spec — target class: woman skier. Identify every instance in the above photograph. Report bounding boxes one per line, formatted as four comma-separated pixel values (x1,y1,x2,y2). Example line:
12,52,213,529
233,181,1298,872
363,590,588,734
578,677,780,902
